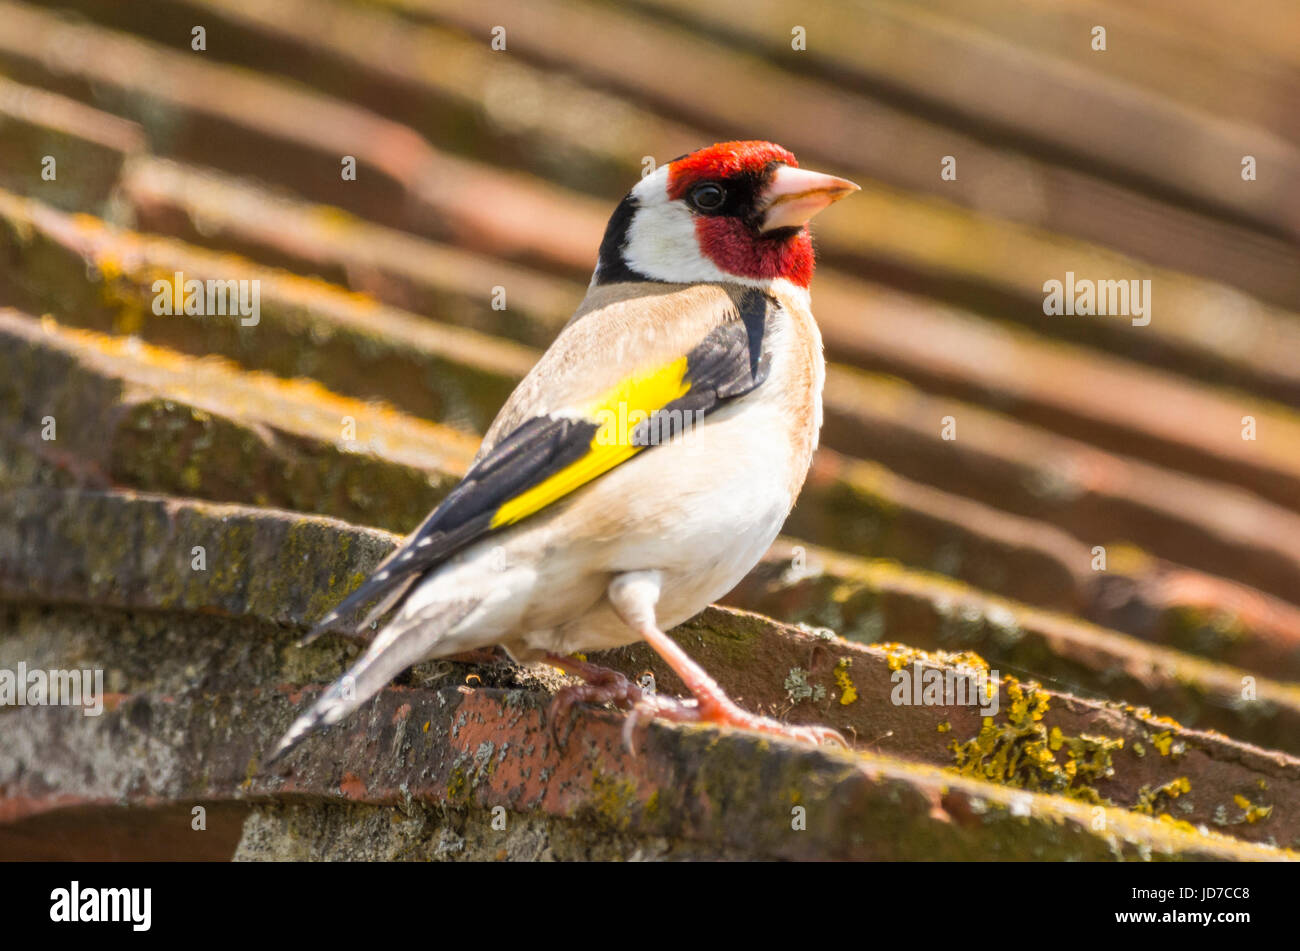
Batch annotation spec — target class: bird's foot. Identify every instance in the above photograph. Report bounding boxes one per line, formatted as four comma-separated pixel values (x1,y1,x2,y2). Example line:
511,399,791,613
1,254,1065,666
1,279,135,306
543,652,847,752
545,654,644,746
625,690,848,749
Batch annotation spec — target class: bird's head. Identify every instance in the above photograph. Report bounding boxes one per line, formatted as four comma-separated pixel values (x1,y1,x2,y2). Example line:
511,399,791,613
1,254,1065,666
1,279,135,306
594,140,858,290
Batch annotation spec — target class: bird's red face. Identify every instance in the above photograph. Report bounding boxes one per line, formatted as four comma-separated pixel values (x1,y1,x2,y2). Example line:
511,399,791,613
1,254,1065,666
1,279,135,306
594,141,859,289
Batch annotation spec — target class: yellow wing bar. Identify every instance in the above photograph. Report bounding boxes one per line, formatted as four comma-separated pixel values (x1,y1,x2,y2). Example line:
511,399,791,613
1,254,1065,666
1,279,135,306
490,355,690,528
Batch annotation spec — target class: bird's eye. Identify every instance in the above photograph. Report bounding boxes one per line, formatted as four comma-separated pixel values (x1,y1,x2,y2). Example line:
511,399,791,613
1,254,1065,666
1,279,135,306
689,182,726,212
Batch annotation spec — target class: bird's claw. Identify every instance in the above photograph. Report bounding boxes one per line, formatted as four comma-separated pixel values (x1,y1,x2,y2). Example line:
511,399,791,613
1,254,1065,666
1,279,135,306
617,691,849,750
544,656,849,753
792,723,850,748
547,667,644,749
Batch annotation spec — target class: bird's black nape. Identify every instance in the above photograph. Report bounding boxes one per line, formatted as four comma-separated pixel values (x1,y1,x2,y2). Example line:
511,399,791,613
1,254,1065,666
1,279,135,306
592,192,649,285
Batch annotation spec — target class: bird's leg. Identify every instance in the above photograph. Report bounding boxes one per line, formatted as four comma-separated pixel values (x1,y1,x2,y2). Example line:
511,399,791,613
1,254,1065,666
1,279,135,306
544,652,645,746
609,571,848,748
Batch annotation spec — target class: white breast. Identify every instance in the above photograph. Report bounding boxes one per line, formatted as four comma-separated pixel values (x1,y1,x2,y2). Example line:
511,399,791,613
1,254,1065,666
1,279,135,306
528,291,823,650
421,281,826,659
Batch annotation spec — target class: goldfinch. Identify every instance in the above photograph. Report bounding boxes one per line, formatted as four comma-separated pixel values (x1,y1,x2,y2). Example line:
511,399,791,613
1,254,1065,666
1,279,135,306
268,141,858,763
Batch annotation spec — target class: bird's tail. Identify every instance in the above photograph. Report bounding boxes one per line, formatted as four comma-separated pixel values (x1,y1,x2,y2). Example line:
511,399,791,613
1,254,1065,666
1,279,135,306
264,599,476,767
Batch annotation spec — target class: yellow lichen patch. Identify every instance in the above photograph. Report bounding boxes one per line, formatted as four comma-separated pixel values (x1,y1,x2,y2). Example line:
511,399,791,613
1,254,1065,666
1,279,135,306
947,676,1123,804
937,721,951,734
446,767,469,801
1147,713,1184,729
1132,776,1191,816
1155,813,1200,835
1147,729,1184,758
1006,678,1050,723
946,650,990,673
834,658,858,705
1232,794,1273,825
882,643,922,672
878,641,989,673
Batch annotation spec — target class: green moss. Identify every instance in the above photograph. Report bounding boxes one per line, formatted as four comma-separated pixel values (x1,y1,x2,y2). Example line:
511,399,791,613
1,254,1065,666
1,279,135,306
675,610,768,671
1164,605,1249,660
587,769,640,831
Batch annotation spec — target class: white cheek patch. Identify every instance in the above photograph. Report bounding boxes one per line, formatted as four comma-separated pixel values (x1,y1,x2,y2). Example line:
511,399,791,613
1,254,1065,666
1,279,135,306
623,166,725,283
618,164,784,290
624,200,733,284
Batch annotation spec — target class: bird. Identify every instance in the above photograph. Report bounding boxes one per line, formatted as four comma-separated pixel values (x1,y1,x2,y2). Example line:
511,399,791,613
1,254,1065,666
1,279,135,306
267,140,859,765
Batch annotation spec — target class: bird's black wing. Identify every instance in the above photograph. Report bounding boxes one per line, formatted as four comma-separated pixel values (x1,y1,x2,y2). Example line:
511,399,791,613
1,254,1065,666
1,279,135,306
306,287,774,641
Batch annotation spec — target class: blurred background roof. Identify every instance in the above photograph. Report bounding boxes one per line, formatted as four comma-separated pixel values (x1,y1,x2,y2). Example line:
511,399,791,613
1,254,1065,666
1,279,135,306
1,0,1299,860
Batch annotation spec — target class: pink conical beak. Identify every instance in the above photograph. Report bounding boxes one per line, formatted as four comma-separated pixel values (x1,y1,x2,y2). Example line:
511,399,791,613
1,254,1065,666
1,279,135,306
759,166,860,232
